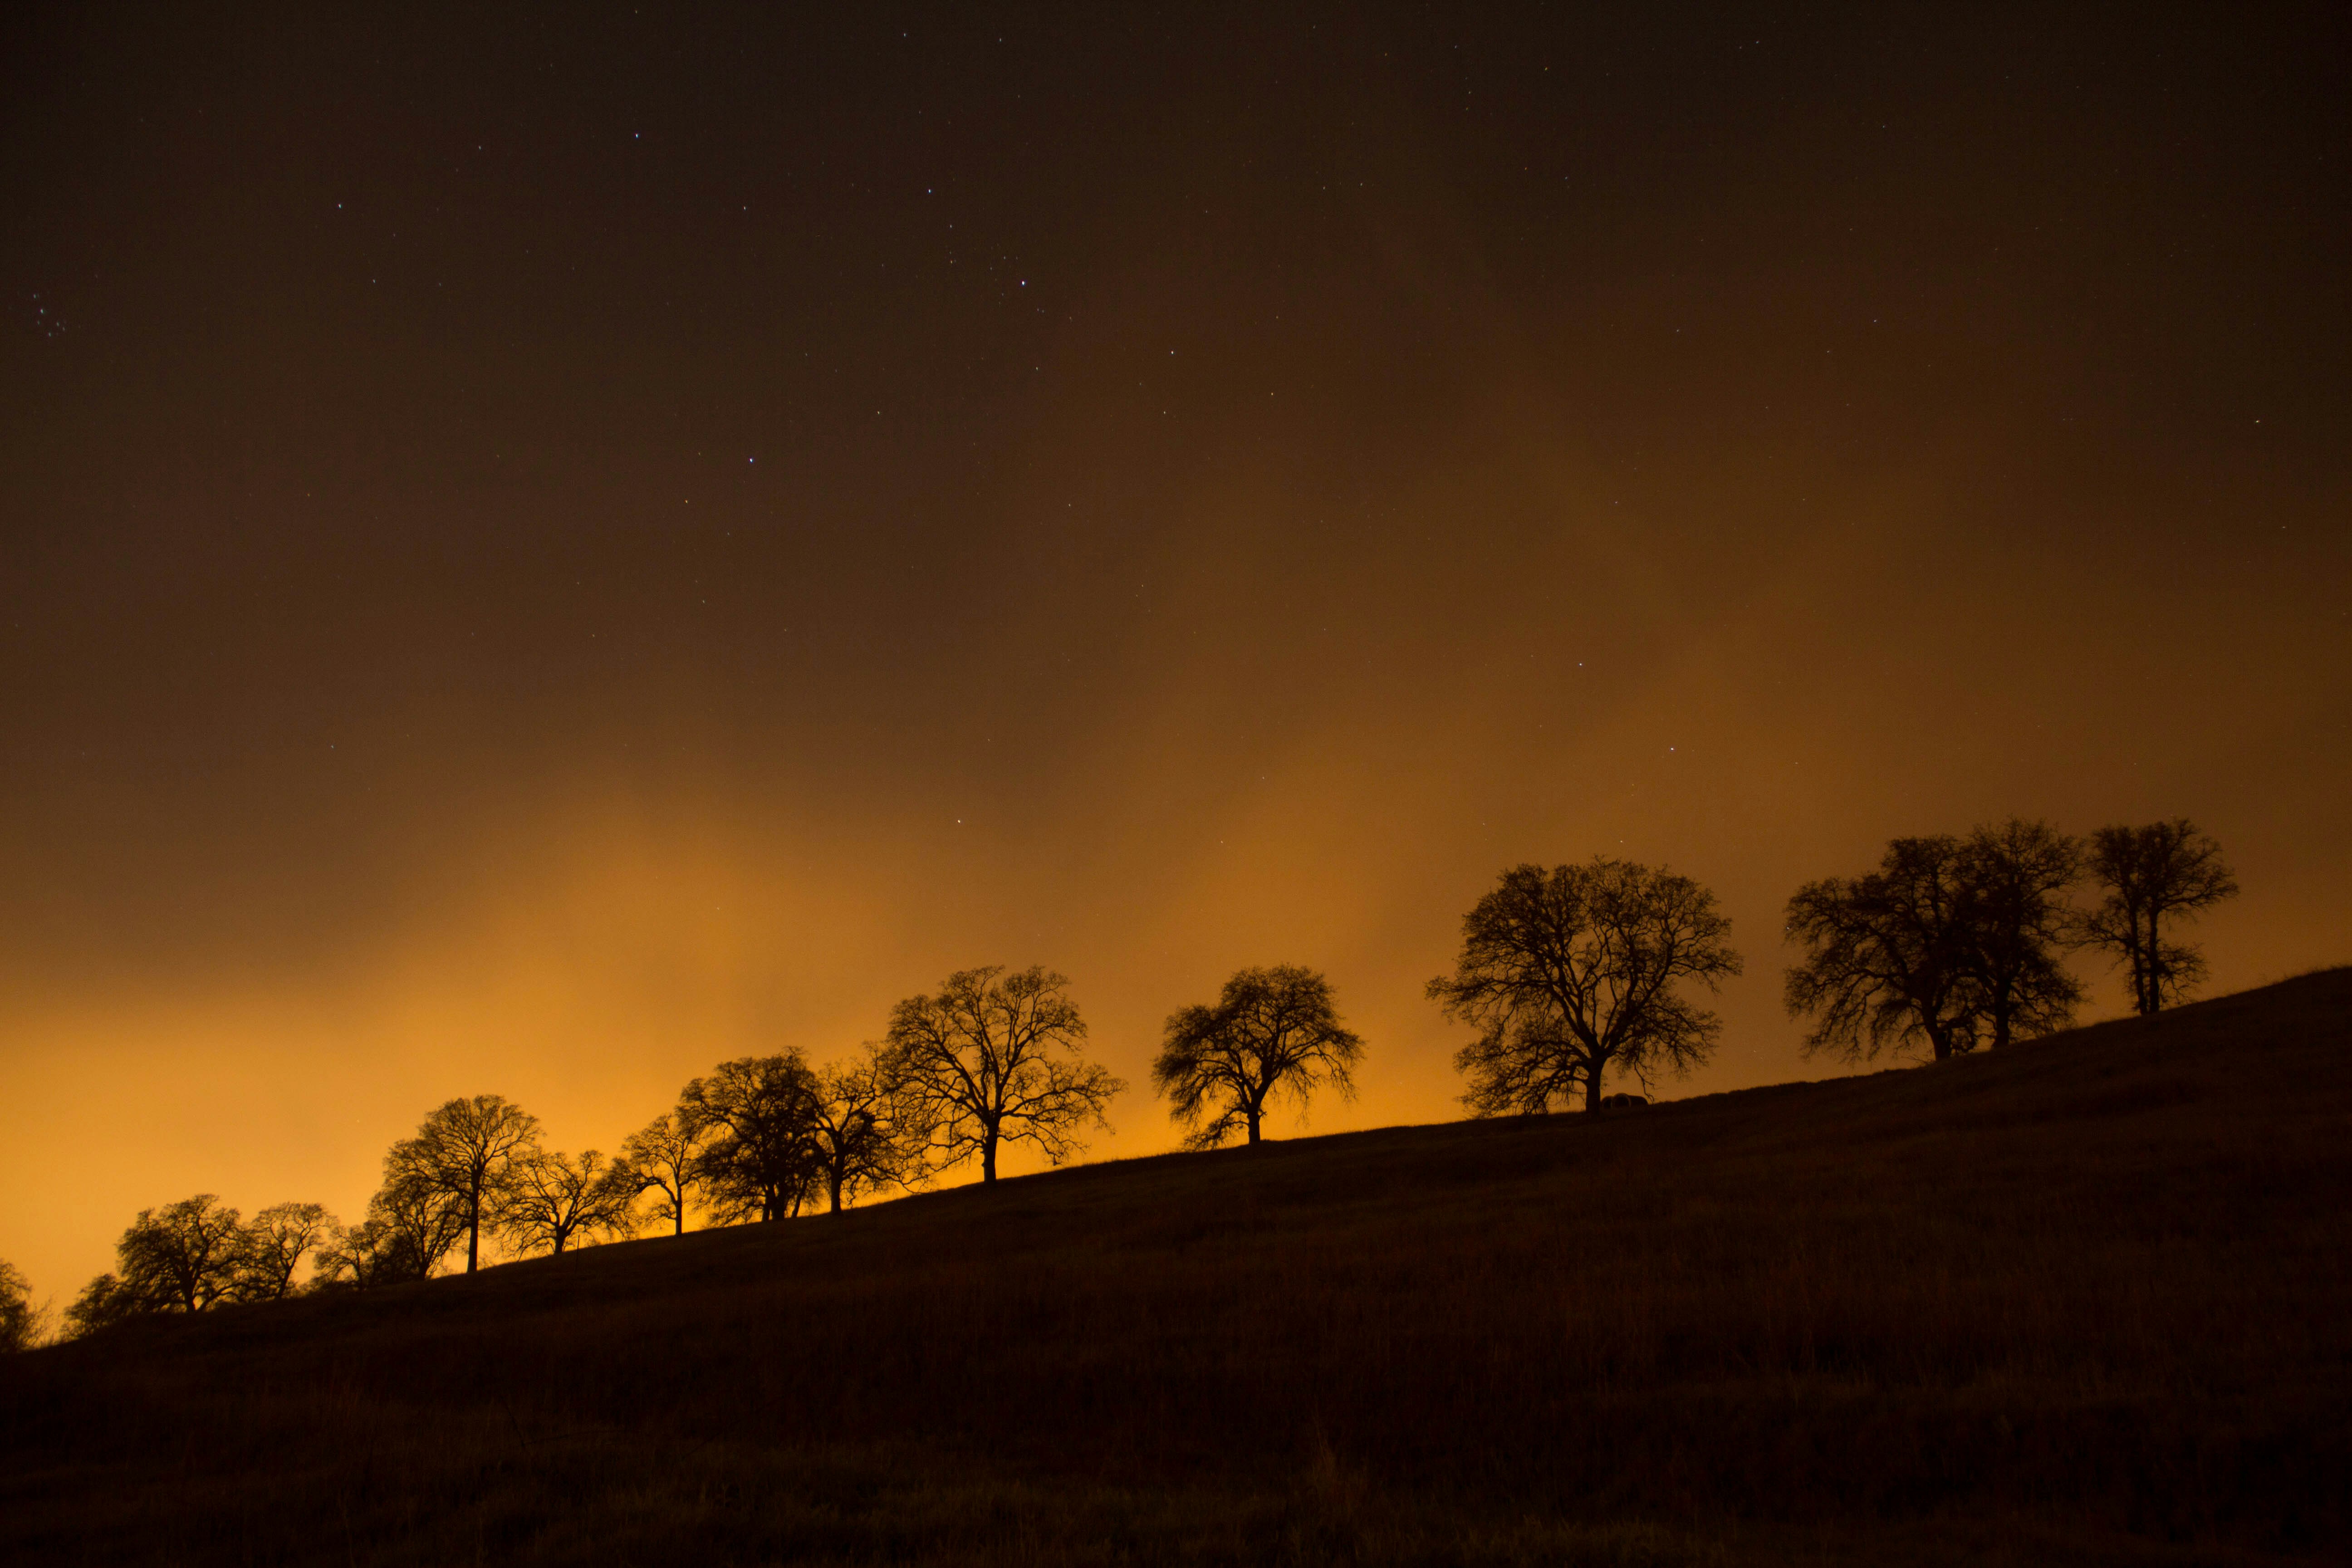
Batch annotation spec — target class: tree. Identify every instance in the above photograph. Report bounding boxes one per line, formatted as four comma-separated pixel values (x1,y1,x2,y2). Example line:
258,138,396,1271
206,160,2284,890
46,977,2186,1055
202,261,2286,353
382,1095,542,1274
2083,819,2239,1014
618,1109,706,1236
0,1259,40,1352
117,1195,248,1313
62,1196,248,1333
496,1149,641,1256
808,1043,920,1214
333,1167,472,1285
1153,965,1365,1148
65,1274,147,1337
684,1054,824,1223
1788,821,2096,1059
313,1180,465,1289
885,965,1125,1183
233,1201,337,1302
1784,835,1984,1063
1430,859,1741,1115
1955,818,2085,1050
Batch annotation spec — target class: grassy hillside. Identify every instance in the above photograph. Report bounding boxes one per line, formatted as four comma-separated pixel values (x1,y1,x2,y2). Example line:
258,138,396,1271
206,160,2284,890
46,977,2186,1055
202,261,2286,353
5,970,2348,1566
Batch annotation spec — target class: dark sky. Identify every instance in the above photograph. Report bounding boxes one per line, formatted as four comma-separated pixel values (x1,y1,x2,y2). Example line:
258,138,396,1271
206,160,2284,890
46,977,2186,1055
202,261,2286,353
4,2,2346,1296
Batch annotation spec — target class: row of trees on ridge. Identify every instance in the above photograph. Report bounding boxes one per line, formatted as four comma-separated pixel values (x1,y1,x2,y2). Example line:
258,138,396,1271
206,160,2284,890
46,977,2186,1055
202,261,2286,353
11,818,2235,1341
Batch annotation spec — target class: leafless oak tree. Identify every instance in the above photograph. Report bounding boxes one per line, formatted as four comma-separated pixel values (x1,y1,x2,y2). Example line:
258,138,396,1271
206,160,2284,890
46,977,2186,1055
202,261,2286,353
383,1095,543,1274
619,1109,706,1236
684,1054,824,1223
1788,820,2089,1062
314,1171,470,1290
1154,965,1364,1148
2083,819,2239,1014
809,1043,920,1213
234,1201,337,1301
1785,835,1984,1063
0,1259,39,1352
885,965,1124,1183
1431,860,1740,1115
1955,818,2085,1049
496,1149,640,1256
69,1195,248,1328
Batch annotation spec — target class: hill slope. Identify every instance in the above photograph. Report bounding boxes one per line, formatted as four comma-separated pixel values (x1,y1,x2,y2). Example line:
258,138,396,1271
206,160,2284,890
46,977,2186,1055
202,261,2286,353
6,970,2350,1566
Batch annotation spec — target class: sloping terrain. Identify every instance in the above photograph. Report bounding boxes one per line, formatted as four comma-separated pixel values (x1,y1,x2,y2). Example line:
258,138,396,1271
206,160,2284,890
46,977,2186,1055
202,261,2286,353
5,969,2348,1566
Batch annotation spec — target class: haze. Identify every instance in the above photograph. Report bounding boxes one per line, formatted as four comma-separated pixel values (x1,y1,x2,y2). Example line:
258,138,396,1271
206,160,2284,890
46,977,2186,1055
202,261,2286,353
3,4,2345,1301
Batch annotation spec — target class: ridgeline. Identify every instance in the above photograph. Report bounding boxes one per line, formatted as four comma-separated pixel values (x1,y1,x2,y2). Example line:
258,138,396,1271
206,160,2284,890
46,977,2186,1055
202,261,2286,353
6,970,2348,1566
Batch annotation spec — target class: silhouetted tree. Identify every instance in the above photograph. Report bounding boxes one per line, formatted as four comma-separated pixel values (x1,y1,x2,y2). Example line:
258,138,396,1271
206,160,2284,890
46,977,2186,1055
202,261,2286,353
65,1274,147,1337
63,1196,248,1333
1956,818,2085,1049
2083,819,2239,1014
1785,835,1983,1062
1431,860,1741,1115
313,1177,466,1289
885,965,1125,1183
120,1195,247,1313
496,1149,641,1256
383,1095,542,1274
0,1259,39,1352
1154,965,1364,1148
233,1201,337,1302
684,1053,825,1222
619,1109,706,1236
808,1043,920,1213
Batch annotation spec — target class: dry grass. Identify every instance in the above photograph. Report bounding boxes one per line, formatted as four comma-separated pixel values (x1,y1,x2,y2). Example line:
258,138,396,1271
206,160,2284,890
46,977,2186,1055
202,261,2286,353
5,969,2348,1565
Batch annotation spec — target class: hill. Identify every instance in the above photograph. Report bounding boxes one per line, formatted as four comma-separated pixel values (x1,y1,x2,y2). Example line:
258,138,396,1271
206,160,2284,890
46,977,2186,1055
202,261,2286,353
5,970,2349,1566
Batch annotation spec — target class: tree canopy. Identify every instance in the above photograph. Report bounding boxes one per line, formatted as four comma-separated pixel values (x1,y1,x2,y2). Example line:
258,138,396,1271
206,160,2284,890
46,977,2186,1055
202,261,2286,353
807,1043,919,1213
1153,965,1364,1148
493,1149,638,1256
382,1095,542,1275
0,1259,38,1352
619,1109,706,1237
684,1054,825,1222
886,966,1124,1182
1787,819,2093,1063
1430,859,1741,1115
2083,819,2239,1014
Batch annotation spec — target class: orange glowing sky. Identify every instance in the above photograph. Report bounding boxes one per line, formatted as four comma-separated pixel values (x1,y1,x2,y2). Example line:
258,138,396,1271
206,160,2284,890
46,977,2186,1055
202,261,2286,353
2,3,2346,1304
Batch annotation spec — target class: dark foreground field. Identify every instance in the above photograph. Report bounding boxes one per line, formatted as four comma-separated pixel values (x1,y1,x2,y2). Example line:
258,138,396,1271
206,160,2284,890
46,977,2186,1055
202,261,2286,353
6,972,2349,1566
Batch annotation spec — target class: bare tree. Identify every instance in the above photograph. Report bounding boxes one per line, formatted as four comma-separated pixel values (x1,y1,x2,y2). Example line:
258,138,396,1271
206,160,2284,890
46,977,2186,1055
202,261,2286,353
808,1043,920,1213
382,1095,543,1274
2083,819,2239,1014
313,1179,467,1290
684,1054,824,1223
66,1196,249,1329
496,1149,641,1256
619,1109,706,1236
885,965,1125,1183
1154,965,1364,1148
1785,835,1983,1063
117,1195,248,1313
233,1201,337,1302
65,1274,146,1337
1956,818,2085,1049
1431,860,1741,1115
0,1259,41,1352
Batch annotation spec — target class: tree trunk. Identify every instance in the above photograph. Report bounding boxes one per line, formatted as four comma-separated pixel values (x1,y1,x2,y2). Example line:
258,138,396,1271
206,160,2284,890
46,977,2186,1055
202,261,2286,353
1245,1102,1261,1145
828,1171,843,1213
1583,1055,1605,1114
466,1185,480,1274
981,1136,998,1183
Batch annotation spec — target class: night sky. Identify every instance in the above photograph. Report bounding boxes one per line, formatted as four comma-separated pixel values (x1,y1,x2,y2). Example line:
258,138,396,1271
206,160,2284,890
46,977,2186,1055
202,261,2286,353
4,3,2346,1298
